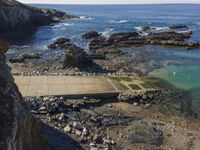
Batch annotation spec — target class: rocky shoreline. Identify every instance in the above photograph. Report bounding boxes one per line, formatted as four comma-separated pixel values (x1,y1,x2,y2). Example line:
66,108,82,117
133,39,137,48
8,24,200,77
23,92,200,150
1,1,200,149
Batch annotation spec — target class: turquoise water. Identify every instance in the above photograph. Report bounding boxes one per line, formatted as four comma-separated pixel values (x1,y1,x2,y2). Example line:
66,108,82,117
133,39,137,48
148,47,200,90
149,65,200,89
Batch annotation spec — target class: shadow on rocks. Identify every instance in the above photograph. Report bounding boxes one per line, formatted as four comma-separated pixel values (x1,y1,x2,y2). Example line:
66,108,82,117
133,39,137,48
40,123,84,150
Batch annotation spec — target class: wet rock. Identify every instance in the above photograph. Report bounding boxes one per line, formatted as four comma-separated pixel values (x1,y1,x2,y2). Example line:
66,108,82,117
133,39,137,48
109,32,139,43
48,37,71,49
89,36,112,50
146,31,190,41
22,52,41,59
9,56,25,63
47,43,57,49
9,52,41,63
140,26,157,31
54,37,71,44
169,24,188,29
82,31,101,39
88,27,200,50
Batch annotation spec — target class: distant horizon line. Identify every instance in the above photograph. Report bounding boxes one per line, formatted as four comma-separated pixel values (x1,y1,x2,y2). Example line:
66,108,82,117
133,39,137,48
25,3,200,5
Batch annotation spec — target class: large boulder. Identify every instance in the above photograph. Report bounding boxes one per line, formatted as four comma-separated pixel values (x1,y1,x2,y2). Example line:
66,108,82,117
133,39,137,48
63,44,93,68
0,39,48,150
0,0,77,39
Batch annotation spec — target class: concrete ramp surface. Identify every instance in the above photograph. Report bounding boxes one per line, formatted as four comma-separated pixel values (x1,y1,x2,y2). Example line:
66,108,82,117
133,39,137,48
14,76,119,97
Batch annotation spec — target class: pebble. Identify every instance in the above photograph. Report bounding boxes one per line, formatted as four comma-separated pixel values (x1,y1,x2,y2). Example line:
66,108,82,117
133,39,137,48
75,129,82,136
107,104,113,107
90,147,98,150
82,127,88,135
90,143,96,147
144,103,151,109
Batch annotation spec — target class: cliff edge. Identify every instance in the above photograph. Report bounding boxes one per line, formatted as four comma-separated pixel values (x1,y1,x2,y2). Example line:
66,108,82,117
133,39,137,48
0,39,48,150
0,0,77,39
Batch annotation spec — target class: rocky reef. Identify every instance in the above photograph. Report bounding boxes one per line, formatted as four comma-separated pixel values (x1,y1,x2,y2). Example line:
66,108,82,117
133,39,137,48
0,39,48,150
89,25,200,51
0,0,77,39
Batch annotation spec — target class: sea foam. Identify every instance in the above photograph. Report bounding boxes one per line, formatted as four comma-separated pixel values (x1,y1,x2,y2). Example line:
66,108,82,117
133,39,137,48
100,28,114,38
79,16,94,20
112,19,128,23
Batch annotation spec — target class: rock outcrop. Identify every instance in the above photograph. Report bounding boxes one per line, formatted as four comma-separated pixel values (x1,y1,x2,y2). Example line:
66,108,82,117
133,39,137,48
63,44,93,68
0,0,77,39
0,39,48,150
47,37,71,49
82,31,101,39
89,29,200,50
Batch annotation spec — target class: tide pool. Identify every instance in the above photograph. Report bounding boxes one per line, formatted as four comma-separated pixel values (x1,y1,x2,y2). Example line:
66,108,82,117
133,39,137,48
149,65,200,89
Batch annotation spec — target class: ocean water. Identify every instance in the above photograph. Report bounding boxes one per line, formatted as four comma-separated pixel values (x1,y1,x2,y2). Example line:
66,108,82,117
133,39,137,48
8,4,200,106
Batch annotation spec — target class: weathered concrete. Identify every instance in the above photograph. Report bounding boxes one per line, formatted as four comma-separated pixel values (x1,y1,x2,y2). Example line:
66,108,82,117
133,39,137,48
14,76,119,97
14,76,158,98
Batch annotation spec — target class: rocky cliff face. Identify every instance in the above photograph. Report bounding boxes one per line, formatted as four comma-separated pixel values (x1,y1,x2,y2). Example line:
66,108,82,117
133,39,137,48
0,39,48,150
0,0,76,39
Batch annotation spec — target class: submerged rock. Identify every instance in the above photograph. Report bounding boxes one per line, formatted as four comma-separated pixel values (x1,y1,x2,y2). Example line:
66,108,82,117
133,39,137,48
169,24,189,29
